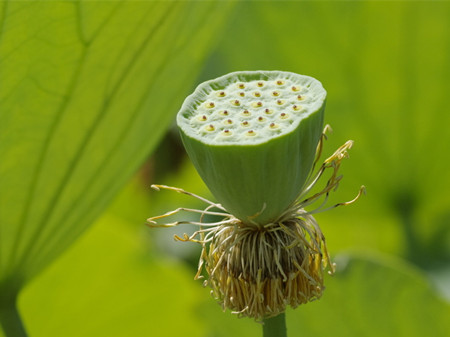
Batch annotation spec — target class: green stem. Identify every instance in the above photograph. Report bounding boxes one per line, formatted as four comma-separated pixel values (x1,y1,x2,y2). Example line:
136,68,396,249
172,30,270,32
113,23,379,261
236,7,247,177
262,312,287,337
0,294,29,337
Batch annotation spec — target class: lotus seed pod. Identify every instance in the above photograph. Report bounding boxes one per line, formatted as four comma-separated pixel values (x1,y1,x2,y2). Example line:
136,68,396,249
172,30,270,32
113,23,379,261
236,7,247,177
177,71,326,225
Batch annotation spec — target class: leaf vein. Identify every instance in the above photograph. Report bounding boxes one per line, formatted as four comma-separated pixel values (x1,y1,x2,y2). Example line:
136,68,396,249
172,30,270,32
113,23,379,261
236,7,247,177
18,2,179,274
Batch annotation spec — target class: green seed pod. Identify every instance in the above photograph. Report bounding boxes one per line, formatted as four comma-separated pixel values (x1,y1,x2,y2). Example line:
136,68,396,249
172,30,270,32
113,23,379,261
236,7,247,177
177,71,326,225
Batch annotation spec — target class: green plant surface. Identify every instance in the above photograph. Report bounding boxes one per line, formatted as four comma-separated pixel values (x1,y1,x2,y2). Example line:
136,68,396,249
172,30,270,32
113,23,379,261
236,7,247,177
0,0,233,295
15,214,208,337
263,313,287,337
287,253,450,337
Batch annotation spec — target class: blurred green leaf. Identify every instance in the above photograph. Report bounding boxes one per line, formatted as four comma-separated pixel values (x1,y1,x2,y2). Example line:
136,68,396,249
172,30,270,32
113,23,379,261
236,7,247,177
14,214,208,337
287,253,450,337
0,0,233,293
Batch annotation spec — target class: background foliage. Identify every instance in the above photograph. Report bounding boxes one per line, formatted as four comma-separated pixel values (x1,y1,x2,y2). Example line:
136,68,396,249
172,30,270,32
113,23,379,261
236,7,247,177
1,1,449,336
0,0,231,295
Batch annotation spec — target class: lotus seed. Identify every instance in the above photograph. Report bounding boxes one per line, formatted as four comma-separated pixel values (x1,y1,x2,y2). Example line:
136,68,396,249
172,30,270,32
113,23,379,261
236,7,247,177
291,86,300,91
217,91,226,97
206,102,215,108
276,99,284,105
276,80,284,85
257,81,264,87
239,92,245,97
253,92,261,97
272,91,280,97
252,101,263,108
238,83,245,89
232,100,240,106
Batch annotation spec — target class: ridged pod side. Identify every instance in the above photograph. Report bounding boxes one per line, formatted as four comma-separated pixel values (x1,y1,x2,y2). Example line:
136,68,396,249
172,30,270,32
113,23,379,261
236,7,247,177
177,71,325,225
179,106,323,225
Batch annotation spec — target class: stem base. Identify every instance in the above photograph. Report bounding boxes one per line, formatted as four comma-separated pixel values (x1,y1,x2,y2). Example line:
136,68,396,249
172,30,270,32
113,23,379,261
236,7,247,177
263,313,287,337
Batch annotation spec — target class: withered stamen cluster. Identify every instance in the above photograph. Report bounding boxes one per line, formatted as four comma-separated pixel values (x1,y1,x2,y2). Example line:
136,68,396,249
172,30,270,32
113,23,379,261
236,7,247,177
204,218,326,320
147,126,365,321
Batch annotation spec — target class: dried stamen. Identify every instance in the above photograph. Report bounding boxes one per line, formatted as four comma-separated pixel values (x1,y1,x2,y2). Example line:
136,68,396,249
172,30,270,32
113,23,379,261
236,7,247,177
147,126,364,321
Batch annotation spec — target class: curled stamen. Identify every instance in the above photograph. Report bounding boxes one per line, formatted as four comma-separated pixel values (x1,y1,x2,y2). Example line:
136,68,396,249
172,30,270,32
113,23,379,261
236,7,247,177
150,184,227,210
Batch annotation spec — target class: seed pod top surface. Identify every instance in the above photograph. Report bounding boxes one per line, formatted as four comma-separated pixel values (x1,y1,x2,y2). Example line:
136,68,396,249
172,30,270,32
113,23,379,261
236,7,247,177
177,71,326,145
177,71,326,225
